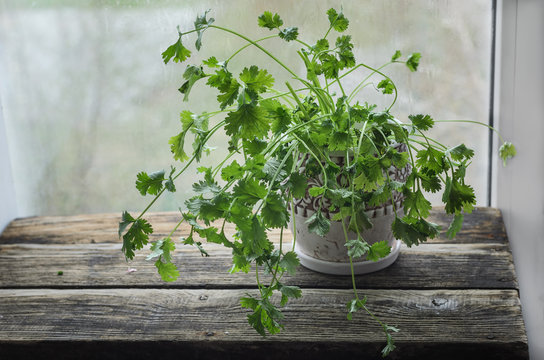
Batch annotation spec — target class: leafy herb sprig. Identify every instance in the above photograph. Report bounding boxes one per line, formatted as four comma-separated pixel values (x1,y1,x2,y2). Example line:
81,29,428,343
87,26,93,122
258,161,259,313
120,8,515,357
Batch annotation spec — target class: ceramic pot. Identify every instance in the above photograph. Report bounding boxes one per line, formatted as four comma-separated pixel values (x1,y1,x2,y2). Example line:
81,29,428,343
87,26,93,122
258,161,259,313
289,144,410,275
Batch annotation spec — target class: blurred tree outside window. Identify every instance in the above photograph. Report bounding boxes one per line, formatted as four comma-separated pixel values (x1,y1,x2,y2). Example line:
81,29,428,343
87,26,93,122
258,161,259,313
0,0,492,216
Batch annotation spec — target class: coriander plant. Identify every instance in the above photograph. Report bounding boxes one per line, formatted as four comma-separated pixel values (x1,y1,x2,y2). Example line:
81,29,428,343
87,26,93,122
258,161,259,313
119,8,515,357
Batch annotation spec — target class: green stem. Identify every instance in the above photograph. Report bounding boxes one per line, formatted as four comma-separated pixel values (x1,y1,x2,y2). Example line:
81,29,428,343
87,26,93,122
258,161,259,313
435,120,506,143
210,25,299,78
226,34,279,63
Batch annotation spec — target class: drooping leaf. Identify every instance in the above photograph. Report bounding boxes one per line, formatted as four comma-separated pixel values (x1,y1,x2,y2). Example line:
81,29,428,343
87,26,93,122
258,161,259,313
262,194,289,228
161,34,191,64
499,141,516,166
345,238,369,259
278,251,300,275
446,213,464,239
406,52,421,72
194,10,215,50
366,241,391,262
306,210,331,236
135,170,165,196
155,260,180,282
288,173,308,199
178,65,205,101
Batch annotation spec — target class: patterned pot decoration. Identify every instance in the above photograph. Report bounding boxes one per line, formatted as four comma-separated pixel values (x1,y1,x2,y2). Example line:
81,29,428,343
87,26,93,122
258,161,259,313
289,143,410,275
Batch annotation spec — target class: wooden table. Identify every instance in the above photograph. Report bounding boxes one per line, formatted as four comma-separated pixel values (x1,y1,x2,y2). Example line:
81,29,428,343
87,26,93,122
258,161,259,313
0,207,528,359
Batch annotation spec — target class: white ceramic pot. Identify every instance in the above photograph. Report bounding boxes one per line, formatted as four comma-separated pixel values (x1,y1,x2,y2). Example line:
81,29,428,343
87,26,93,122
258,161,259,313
289,144,409,275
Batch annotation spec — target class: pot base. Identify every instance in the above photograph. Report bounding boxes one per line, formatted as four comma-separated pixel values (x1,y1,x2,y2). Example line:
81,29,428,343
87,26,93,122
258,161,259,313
294,239,401,275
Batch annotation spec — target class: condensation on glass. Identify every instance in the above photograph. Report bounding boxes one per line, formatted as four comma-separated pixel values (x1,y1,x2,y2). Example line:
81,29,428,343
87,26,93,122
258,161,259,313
0,0,492,216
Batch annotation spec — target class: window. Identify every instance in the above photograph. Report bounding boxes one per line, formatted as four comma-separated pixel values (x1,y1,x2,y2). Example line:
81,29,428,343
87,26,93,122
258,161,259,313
0,0,493,216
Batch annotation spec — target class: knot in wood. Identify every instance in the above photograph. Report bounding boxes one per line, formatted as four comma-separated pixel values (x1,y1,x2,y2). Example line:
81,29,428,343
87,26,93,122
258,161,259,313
199,295,209,301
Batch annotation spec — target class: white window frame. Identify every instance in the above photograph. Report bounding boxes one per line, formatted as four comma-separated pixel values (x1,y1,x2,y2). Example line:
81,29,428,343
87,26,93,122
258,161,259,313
493,1,544,358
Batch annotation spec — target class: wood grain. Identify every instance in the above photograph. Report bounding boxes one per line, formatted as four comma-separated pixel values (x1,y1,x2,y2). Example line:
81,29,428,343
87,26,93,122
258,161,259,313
0,242,518,289
0,207,507,245
0,207,528,359
0,288,528,359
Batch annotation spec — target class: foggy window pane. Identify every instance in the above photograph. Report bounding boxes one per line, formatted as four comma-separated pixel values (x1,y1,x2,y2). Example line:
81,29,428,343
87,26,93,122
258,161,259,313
0,0,491,215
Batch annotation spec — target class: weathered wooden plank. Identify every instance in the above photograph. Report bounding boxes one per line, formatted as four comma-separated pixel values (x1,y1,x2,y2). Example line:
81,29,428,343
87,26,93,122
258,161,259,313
0,243,518,290
0,207,507,245
0,289,528,359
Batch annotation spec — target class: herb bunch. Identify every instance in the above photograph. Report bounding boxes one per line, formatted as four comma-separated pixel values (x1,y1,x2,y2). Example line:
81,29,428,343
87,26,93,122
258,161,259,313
119,8,515,357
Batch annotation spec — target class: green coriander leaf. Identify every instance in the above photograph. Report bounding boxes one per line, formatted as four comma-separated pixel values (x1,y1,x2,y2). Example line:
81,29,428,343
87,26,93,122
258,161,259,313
278,284,302,306
203,56,220,68
308,186,325,197
406,52,421,72
155,259,179,282
261,99,292,134
367,240,391,262
288,173,308,198
118,211,135,238
443,177,476,214
391,50,402,61
390,149,409,168
409,114,434,131
178,65,205,101
419,172,442,193
306,210,331,236
164,166,177,192
135,170,165,196
403,189,432,218
279,251,300,275
313,38,329,52
262,194,289,228
240,296,259,310
192,178,221,195
161,34,191,64
240,216,270,257
247,307,267,336
233,179,267,205
243,138,267,155
224,104,270,139
328,131,351,151
377,79,395,94
499,141,516,166
221,160,244,181
345,238,369,259
258,11,283,30
169,132,189,162
239,65,275,93
262,157,288,182
392,216,438,247
416,147,445,173
446,213,464,239
447,144,474,161
327,8,349,32
122,217,153,260
382,332,397,357
194,9,215,50
147,237,176,262
278,27,299,41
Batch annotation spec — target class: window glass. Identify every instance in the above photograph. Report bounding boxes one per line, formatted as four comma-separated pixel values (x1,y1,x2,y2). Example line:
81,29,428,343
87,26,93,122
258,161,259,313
0,0,491,215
